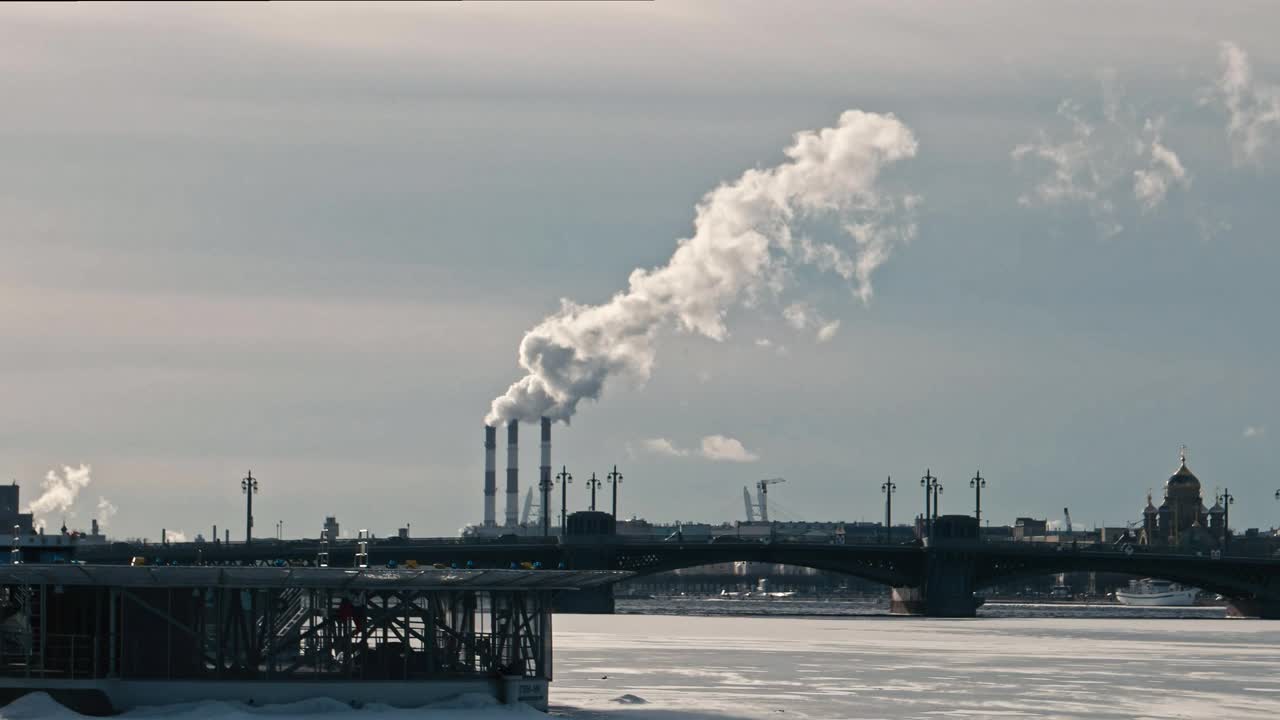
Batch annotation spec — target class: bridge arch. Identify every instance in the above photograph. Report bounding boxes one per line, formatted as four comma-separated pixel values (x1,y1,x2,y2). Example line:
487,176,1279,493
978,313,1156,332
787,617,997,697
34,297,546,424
972,548,1278,611
608,542,922,589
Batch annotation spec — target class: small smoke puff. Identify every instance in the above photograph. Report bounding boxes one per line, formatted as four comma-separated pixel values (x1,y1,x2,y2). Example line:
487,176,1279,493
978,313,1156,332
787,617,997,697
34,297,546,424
486,110,919,425
96,497,118,529
1213,42,1280,166
699,435,760,463
166,530,188,543
25,464,92,528
643,438,690,457
1244,426,1265,438
816,319,841,343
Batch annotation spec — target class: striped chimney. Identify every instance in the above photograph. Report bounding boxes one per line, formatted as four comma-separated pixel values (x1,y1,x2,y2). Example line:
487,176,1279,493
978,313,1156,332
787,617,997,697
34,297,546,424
505,420,519,527
483,425,497,527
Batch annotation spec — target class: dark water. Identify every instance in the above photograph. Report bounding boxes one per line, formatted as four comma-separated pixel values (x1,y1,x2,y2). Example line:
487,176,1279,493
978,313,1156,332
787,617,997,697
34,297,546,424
616,594,1229,619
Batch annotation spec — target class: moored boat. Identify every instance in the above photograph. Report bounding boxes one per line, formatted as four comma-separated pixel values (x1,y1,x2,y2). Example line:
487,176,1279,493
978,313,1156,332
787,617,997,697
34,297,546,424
1114,578,1199,606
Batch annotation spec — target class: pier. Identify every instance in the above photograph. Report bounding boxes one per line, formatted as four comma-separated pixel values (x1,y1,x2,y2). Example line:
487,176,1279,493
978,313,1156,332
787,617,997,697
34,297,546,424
0,564,624,714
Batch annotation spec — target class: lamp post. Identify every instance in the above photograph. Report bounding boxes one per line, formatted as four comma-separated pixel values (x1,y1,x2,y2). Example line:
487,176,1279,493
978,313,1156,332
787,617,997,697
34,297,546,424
921,471,931,538
920,470,934,539
607,465,623,519
933,481,943,520
881,477,896,543
1219,488,1235,551
587,472,602,512
539,462,554,537
241,471,258,545
970,471,986,527
556,466,572,535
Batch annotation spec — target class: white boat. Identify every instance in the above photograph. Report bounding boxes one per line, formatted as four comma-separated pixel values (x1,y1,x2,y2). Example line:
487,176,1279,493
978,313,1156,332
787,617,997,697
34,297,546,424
1114,578,1199,606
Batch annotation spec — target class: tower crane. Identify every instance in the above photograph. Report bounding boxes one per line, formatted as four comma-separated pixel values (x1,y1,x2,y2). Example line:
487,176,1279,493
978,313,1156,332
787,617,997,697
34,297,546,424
756,478,786,522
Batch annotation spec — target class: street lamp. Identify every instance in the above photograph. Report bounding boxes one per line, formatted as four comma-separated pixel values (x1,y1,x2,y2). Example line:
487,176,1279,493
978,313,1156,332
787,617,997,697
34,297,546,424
539,461,554,537
933,481,944,520
241,471,258,545
881,477,896,543
921,470,940,539
587,472,602,512
556,466,572,535
607,465,623,519
970,471,986,527
1219,488,1235,551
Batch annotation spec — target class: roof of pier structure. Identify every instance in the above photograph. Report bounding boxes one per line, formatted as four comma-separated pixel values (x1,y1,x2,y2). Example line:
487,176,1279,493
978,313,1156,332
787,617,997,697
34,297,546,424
0,565,628,591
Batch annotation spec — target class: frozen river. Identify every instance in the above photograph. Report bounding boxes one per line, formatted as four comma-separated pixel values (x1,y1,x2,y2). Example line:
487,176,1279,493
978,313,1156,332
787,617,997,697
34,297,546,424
551,610,1280,719
5,605,1279,720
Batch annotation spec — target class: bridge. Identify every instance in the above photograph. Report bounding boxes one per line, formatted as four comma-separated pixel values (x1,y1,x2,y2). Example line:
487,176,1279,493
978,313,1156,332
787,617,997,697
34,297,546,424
72,515,1280,619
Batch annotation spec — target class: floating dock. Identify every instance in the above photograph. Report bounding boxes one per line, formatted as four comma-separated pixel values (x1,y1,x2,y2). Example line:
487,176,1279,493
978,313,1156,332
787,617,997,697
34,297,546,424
0,564,625,714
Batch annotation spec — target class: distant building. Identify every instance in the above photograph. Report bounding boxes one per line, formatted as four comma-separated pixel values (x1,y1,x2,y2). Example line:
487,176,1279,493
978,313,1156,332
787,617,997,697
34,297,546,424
323,515,340,541
0,483,35,536
1013,517,1047,539
1141,449,1223,549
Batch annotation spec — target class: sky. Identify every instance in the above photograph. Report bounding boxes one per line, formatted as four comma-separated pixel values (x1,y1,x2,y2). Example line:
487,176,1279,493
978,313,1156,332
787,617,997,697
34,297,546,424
3,2,1279,541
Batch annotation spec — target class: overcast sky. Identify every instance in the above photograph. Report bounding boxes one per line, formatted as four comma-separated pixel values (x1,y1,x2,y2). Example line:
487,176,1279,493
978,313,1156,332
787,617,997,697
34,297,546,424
4,2,1280,541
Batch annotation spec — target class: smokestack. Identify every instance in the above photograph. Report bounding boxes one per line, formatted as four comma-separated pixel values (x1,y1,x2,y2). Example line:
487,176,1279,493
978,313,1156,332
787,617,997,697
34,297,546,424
483,425,497,527
540,417,552,534
505,421,519,527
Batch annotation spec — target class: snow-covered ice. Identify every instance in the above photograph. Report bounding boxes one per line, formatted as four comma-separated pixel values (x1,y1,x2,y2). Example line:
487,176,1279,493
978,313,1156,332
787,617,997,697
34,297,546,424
550,614,1280,719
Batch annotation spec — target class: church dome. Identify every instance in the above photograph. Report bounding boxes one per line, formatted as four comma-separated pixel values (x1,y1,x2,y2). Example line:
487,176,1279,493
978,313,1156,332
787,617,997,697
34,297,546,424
1165,459,1201,494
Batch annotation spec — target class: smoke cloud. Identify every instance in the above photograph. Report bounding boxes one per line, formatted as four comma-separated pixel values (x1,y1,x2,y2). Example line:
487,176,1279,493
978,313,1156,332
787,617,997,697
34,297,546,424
487,110,919,425
25,464,92,529
96,496,118,530
1212,42,1280,166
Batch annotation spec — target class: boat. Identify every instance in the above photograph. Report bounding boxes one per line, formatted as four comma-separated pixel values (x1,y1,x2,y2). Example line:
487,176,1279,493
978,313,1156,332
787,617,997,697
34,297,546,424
1114,578,1199,606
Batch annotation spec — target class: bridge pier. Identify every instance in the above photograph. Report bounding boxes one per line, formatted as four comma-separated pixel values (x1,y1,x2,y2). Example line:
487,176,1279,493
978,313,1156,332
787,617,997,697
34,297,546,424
1227,596,1280,619
921,549,979,617
554,585,616,614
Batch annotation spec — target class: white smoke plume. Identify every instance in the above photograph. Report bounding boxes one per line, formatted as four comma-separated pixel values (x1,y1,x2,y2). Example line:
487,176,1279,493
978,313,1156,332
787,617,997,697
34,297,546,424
96,496,118,530
1211,41,1280,166
24,464,92,530
487,110,919,425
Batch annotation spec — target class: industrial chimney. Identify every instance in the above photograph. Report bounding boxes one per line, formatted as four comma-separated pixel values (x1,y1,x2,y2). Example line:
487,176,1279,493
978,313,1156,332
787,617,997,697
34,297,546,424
540,417,552,534
505,420,519,527
483,425,497,527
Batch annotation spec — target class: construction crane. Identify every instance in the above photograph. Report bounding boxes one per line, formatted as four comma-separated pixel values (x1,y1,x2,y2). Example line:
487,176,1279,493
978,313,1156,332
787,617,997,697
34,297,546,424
520,488,534,526
743,487,756,522
756,478,786,522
